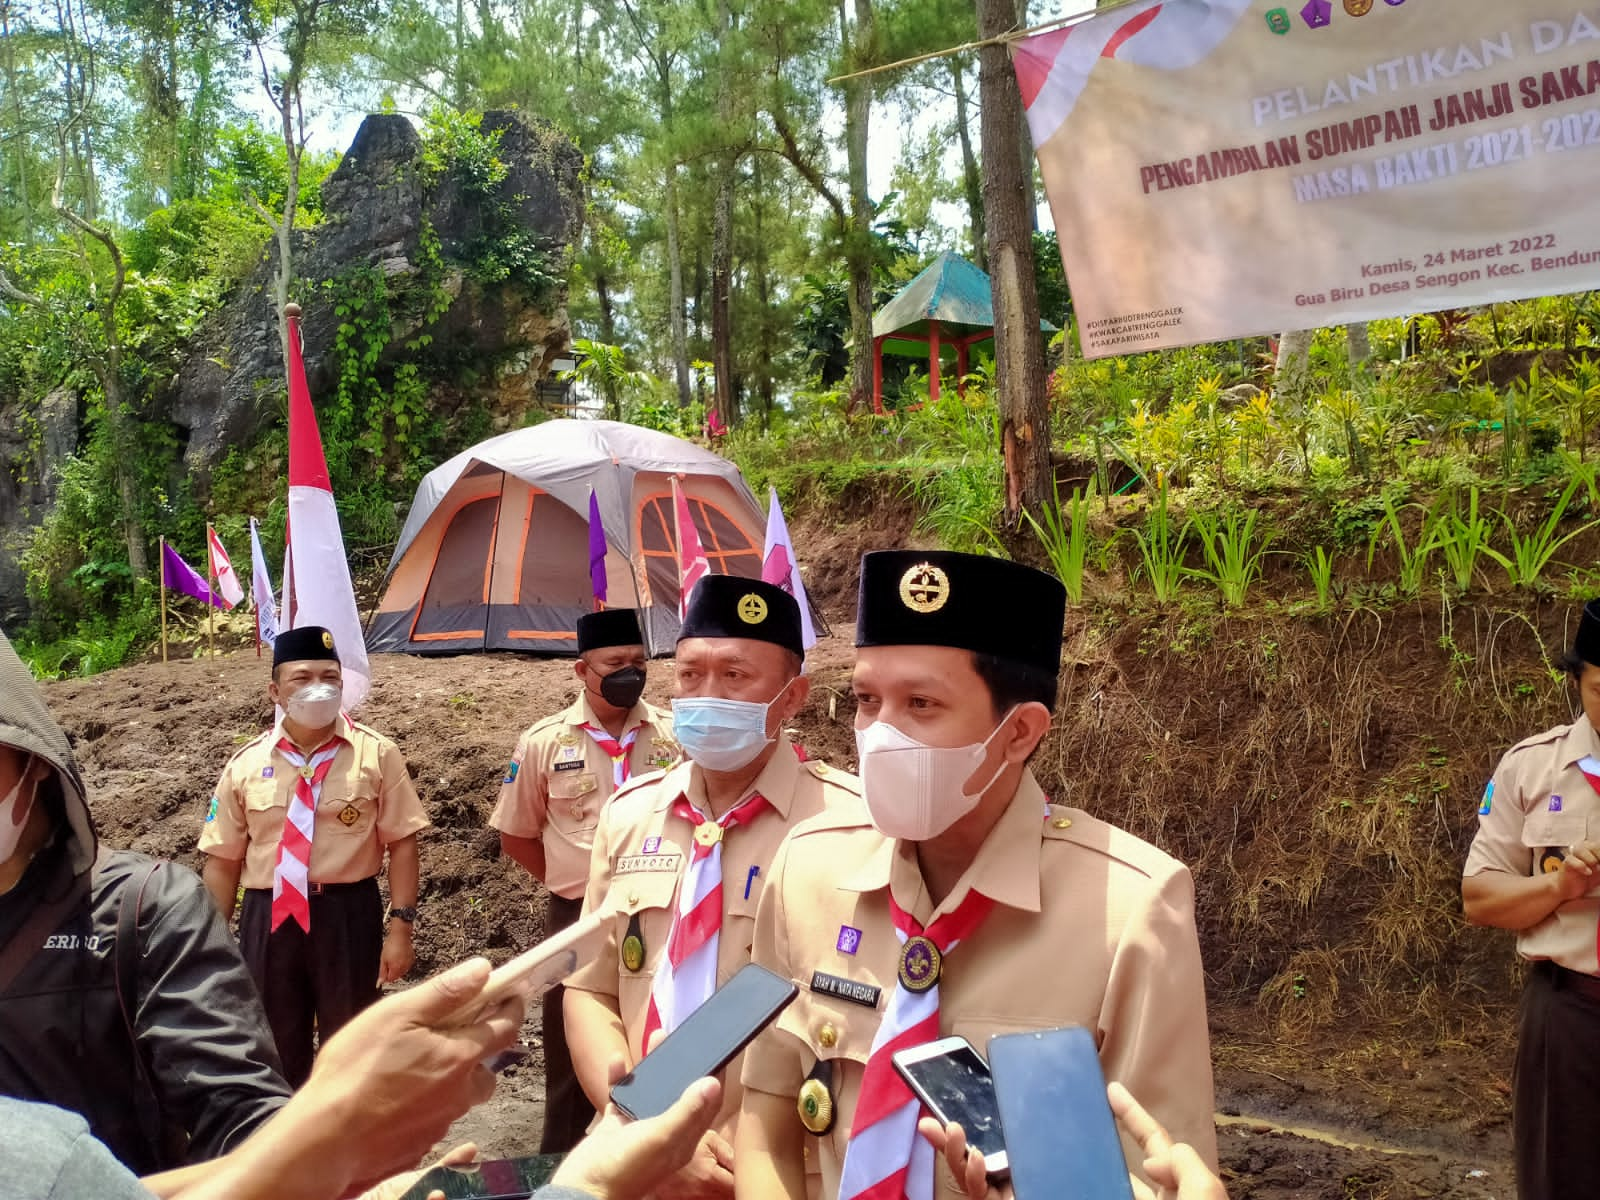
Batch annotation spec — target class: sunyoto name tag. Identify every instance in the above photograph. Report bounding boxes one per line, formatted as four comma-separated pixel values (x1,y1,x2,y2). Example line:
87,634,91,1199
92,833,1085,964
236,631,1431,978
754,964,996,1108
810,971,881,1010
615,853,683,875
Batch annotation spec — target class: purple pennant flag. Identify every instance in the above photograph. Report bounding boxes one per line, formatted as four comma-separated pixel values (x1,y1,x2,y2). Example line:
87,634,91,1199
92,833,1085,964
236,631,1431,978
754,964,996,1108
161,540,226,608
588,489,607,608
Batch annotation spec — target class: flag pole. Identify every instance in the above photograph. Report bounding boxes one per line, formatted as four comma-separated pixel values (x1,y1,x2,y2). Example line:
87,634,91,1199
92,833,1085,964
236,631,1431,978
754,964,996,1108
205,529,216,659
158,536,169,663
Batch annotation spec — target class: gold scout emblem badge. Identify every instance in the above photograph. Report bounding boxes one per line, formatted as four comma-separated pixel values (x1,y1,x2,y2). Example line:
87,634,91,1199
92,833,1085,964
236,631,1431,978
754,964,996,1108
1342,0,1372,13
797,1078,834,1134
321,631,334,649
898,935,941,993
558,733,578,747
694,822,724,848
338,803,361,827
299,765,316,782
898,564,950,614
737,593,768,625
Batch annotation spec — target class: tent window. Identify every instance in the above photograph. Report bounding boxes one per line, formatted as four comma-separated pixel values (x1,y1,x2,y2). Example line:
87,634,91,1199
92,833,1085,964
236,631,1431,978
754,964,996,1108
413,494,499,638
515,490,592,608
636,495,761,604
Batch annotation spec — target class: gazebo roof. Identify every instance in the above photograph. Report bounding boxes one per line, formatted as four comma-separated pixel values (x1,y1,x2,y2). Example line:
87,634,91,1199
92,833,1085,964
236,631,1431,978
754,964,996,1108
872,251,1057,341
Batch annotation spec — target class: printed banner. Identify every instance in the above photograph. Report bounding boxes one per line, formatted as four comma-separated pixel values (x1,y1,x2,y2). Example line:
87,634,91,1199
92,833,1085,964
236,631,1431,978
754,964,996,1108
1015,1,1600,357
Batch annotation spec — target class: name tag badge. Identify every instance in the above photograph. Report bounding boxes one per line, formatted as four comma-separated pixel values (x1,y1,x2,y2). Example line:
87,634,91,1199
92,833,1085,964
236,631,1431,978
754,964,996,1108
810,971,881,1010
616,853,683,875
554,760,584,772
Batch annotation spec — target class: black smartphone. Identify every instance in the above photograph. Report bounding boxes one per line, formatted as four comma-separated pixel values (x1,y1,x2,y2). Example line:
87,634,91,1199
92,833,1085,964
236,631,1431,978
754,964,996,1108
397,1154,560,1200
609,962,798,1120
988,1026,1134,1200
890,1036,1008,1177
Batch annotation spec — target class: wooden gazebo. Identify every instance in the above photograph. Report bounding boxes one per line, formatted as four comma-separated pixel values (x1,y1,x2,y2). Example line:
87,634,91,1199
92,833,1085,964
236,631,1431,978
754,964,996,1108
870,251,1055,412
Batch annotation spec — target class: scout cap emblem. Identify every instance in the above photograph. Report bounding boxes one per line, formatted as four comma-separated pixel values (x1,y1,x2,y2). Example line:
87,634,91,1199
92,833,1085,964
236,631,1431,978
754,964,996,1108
899,563,950,614
898,935,941,992
694,822,724,848
797,1078,835,1134
737,593,769,625
321,630,334,650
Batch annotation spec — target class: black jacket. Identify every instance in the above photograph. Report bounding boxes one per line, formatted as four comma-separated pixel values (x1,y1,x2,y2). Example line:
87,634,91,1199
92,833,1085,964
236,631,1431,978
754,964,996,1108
0,630,291,1174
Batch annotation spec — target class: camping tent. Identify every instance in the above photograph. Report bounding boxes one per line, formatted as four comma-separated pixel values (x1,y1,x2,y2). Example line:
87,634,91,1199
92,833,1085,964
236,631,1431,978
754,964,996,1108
368,420,785,656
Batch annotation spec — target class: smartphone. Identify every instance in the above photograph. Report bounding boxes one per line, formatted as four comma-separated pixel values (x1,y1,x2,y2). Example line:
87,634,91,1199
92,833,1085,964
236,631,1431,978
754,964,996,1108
609,963,798,1120
988,1026,1134,1200
450,910,606,1027
397,1154,560,1200
891,1036,1008,1177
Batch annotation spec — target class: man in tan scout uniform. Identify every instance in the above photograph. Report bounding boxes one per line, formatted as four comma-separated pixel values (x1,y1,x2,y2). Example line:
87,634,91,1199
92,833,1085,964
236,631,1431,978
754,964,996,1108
1463,599,1600,1200
492,607,676,1153
736,550,1216,1200
566,575,858,1198
199,625,430,1087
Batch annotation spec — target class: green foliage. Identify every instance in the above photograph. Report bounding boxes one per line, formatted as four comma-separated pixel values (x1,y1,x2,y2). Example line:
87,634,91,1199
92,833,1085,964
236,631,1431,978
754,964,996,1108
1499,475,1600,591
1367,494,1442,598
1435,487,1508,594
1305,547,1336,614
1023,482,1093,604
1189,508,1275,607
1129,483,1190,605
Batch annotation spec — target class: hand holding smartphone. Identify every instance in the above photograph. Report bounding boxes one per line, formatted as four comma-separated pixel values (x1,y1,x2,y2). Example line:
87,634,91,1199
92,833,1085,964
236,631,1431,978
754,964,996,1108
988,1026,1134,1200
447,911,606,1028
891,1037,1008,1178
609,963,798,1121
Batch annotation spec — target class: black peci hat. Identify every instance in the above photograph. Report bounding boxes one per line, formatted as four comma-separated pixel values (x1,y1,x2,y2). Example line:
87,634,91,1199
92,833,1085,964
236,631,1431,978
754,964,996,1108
678,576,804,658
1572,599,1600,669
273,625,340,669
577,608,644,653
855,550,1066,677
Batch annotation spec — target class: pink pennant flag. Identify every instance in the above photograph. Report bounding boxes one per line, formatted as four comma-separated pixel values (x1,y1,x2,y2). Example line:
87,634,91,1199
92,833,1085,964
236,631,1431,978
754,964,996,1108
207,524,245,609
761,487,816,652
672,476,711,620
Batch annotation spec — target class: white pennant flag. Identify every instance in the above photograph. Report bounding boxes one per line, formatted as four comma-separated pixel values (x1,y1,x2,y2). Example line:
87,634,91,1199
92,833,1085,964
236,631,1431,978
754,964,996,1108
250,518,279,647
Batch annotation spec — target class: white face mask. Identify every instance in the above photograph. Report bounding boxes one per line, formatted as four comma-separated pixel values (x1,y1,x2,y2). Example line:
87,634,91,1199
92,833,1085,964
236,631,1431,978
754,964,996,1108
671,678,795,773
285,682,343,730
0,755,39,863
854,712,1016,841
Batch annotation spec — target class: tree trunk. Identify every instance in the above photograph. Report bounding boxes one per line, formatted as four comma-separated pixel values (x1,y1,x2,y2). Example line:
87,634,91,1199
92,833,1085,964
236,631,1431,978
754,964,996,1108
593,243,620,419
1275,328,1315,397
1346,322,1370,368
841,0,876,415
951,57,986,272
978,0,1050,521
710,0,737,430
1014,0,1038,232
753,160,775,428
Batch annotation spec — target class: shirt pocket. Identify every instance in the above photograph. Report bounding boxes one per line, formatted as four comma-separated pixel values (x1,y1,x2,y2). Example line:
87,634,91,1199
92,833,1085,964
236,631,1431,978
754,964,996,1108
550,767,599,803
242,778,287,842
1522,812,1588,873
609,863,681,1019
775,988,880,1154
321,792,377,838
723,885,762,969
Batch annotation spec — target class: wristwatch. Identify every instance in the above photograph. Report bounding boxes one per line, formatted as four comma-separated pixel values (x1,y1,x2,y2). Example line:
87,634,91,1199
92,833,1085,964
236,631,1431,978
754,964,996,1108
388,906,418,924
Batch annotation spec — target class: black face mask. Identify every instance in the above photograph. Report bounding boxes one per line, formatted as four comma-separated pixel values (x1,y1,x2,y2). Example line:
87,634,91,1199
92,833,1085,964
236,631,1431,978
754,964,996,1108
597,665,647,710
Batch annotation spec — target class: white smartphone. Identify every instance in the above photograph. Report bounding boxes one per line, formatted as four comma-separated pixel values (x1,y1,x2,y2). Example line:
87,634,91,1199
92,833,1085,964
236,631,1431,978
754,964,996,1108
891,1035,1009,1177
450,910,606,1026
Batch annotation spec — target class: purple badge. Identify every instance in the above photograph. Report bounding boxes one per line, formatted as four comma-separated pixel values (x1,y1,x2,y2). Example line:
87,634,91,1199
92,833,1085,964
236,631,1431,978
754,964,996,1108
262,766,275,779
837,925,863,955
1550,795,1563,812
1300,0,1331,27
642,836,662,854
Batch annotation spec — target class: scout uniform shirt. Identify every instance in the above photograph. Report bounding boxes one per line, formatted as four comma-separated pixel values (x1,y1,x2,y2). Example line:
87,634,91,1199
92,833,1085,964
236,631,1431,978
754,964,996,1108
199,715,430,886
490,695,676,902
567,737,859,1123
1465,715,1600,974
741,770,1219,1195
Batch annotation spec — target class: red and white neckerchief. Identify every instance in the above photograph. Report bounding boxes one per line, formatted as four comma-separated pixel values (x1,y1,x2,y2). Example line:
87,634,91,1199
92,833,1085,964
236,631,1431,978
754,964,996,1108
640,791,772,1047
579,722,641,790
270,734,344,932
838,887,995,1200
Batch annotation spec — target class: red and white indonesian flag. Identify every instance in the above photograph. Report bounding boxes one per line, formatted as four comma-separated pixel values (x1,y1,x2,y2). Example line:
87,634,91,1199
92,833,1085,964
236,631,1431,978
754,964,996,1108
281,308,371,709
671,475,711,620
761,487,816,652
206,524,245,609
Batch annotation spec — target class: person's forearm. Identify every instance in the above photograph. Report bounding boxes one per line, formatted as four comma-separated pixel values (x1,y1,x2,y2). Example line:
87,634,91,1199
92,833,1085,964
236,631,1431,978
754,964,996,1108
565,987,631,1111
734,1091,807,1200
1463,871,1564,930
201,855,242,923
141,1162,212,1198
386,835,419,909
173,1101,353,1200
500,833,547,883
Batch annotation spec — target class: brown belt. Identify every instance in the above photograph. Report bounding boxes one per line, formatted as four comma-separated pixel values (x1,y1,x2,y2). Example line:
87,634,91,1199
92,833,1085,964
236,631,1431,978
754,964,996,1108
245,878,376,897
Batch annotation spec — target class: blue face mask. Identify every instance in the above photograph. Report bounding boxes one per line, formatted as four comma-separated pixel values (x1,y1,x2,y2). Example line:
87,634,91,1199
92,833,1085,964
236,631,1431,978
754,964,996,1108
672,680,793,772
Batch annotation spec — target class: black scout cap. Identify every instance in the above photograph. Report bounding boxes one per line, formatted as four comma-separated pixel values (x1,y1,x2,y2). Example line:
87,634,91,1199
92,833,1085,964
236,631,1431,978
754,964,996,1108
855,550,1066,677
678,576,804,658
577,608,644,653
1573,599,1600,668
273,625,339,669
